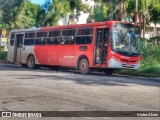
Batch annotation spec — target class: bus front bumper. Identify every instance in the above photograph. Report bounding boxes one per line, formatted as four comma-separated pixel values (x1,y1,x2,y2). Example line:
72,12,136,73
108,58,140,69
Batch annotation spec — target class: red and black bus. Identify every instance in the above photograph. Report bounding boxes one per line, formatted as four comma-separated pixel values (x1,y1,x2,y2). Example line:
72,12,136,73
7,21,141,74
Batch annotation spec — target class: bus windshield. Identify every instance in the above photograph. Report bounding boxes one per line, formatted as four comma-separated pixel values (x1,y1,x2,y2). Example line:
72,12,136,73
111,28,140,57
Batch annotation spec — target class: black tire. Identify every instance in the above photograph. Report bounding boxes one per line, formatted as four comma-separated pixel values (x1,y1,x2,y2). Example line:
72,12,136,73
21,64,27,68
104,69,114,75
27,55,35,69
79,58,90,74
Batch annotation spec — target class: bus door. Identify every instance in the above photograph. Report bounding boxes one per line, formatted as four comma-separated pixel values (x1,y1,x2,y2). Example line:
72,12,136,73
14,33,24,63
94,29,109,66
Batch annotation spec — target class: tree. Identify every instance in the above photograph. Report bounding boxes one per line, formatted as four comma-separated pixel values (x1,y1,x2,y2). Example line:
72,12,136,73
91,0,126,22
125,0,160,38
0,0,23,29
44,0,70,26
0,0,45,29
149,2,160,36
125,0,152,39
93,0,108,22
69,0,90,13
44,0,90,26
13,0,45,28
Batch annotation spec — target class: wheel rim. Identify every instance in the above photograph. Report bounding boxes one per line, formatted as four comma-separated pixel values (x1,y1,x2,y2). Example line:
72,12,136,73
28,56,34,68
80,60,88,71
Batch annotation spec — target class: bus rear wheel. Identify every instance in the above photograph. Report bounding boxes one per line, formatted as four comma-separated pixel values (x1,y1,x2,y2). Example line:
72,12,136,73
79,58,90,74
27,55,35,69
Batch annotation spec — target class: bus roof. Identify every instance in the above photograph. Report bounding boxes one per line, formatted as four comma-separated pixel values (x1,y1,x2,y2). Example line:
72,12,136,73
41,21,108,31
10,21,137,32
11,28,40,33
41,21,137,31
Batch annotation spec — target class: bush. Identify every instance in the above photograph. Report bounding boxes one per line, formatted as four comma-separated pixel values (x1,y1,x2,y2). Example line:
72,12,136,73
139,44,160,76
149,36,160,44
0,51,7,61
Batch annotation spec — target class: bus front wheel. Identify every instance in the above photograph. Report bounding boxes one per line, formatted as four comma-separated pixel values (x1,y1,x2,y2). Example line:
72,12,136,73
27,55,35,69
79,58,90,74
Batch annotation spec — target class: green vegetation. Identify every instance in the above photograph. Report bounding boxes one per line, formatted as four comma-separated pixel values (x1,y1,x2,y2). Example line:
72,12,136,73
140,43,160,76
0,0,90,29
0,51,7,61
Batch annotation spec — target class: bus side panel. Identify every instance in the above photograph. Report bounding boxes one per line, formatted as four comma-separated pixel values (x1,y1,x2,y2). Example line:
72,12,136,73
34,46,46,65
46,45,59,65
21,45,33,64
73,45,94,68
58,45,75,67
7,46,14,63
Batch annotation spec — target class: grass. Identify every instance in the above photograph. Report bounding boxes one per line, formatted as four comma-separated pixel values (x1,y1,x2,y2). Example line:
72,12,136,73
140,64,160,75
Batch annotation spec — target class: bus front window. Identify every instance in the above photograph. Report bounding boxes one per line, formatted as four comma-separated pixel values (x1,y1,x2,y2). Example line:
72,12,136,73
111,29,140,57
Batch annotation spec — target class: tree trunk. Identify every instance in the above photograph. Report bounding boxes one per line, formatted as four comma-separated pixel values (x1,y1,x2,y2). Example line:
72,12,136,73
153,23,157,37
142,14,147,47
143,15,145,38
117,0,124,21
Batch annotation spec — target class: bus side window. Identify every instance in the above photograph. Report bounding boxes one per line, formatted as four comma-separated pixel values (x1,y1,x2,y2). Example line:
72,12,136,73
36,32,47,37
47,37,60,45
61,36,75,45
41,38,47,45
76,36,92,44
35,38,41,45
10,40,14,46
62,29,76,36
55,37,61,44
25,32,35,38
24,39,34,46
49,31,61,37
77,28,93,35
62,29,76,45
11,34,15,39
9,33,15,46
